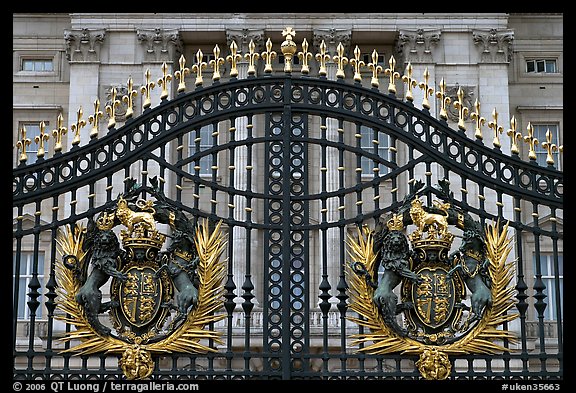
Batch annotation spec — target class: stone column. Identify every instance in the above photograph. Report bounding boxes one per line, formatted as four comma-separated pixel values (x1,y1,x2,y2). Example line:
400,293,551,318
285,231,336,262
226,29,265,305
63,28,106,217
313,29,352,304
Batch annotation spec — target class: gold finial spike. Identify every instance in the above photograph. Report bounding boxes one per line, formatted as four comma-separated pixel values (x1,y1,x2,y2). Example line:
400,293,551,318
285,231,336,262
52,113,67,153
315,40,330,77
418,67,434,110
261,38,277,74
70,106,86,146
281,27,297,73
541,128,558,166
210,44,225,81
488,108,504,149
332,42,348,79
384,55,400,95
350,45,365,83
105,87,121,129
122,76,138,118
34,121,50,159
298,38,312,75
524,122,539,161
174,54,190,93
157,62,172,100
191,49,207,86
140,69,155,110
453,87,469,131
401,62,417,102
245,40,259,76
88,98,103,139
470,99,486,141
435,78,451,121
227,40,242,78
367,49,383,88
506,116,522,155
16,125,31,163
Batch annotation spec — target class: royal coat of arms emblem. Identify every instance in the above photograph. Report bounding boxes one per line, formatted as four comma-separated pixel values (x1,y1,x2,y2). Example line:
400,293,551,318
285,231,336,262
348,179,518,380
55,177,226,379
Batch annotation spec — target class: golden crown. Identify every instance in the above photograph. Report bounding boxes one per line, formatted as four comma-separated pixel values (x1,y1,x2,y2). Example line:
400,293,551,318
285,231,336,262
96,211,115,230
120,226,166,250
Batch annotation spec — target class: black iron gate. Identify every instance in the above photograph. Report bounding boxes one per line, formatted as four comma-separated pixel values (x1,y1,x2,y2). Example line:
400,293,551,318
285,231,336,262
13,40,563,380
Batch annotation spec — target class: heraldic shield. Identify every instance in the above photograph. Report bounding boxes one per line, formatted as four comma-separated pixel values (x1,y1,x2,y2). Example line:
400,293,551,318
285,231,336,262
54,177,227,380
347,179,518,380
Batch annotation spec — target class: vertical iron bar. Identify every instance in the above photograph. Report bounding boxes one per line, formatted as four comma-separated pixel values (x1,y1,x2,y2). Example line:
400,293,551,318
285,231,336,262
531,201,547,373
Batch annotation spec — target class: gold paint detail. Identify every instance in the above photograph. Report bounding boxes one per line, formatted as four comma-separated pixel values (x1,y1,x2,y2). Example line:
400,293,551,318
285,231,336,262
298,38,312,75
401,62,417,102
261,38,277,74
122,77,138,119
16,125,32,163
174,54,190,93
105,87,121,129
245,40,259,76
384,55,400,95
350,45,365,83
157,62,172,100
418,67,434,110
191,50,207,87
52,113,68,153
470,99,486,141
368,50,383,88
524,122,539,161
281,27,297,73
333,42,348,79
140,69,155,110
488,108,504,149
227,41,242,78
71,106,87,146
506,116,522,155
210,45,225,81
453,87,469,131
541,128,558,166
88,99,103,139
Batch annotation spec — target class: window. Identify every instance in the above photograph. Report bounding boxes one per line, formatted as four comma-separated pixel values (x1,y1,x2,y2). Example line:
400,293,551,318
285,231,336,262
13,252,45,320
532,124,560,167
189,125,214,176
22,59,53,72
18,122,45,165
363,53,386,65
360,126,390,176
526,59,557,74
533,253,563,321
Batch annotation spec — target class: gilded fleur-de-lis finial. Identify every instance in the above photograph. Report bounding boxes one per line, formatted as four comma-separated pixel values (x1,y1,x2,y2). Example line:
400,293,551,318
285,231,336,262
174,54,190,93
16,125,31,163
470,99,486,141
384,55,400,95
105,87,121,129
401,62,417,102
315,40,330,77
227,40,242,78
157,62,172,100
453,87,469,131
418,67,434,110
34,121,50,159
70,106,86,146
261,38,277,74
281,27,297,73
506,116,522,156
298,38,312,75
210,44,225,81
191,49,207,86
435,78,451,121
332,42,348,79
140,69,155,110
122,76,138,118
541,128,558,166
367,49,383,88
52,113,67,153
488,108,504,149
88,98,103,139
524,122,539,161
350,45,365,83
245,40,259,76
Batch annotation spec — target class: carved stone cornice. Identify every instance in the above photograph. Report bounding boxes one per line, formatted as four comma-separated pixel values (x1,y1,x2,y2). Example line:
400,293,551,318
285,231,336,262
312,29,352,55
472,29,514,63
225,29,265,54
64,28,106,63
396,29,441,64
136,28,182,62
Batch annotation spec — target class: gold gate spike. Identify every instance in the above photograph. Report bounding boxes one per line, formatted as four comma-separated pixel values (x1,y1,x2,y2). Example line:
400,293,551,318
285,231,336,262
453,87,469,131
174,54,190,93
71,106,86,146
488,108,503,149
16,125,31,163
418,67,434,110
157,62,172,100
524,122,539,161
34,121,50,159
506,116,522,156
541,128,558,166
384,55,400,95
333,42,348,79
470,99,486,141
88,99,103,139
191,49,207,86
227,41,242,78
435,78,451,121
122,77,138,118
52,113,67,153
245,40,259,76
280,27,297,73
209,45,225,81
350,45,365,83
261,38,276,74
298,38,312,75
105,87,121,129
140,69,155,110
315,40,330,77
401,62,417,102
367,50,383,88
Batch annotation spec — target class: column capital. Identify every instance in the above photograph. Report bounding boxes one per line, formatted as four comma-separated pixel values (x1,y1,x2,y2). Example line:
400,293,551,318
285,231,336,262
396,29,441,64
472,28,514,63
225,29,266,53
136,28,182,63
64,28,106,63
312,29,352,55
